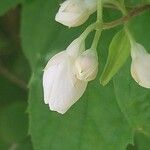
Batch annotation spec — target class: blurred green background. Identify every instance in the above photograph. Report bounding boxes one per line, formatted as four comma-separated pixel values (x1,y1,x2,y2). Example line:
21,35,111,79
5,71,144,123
0,5,32,150
0,0,150,150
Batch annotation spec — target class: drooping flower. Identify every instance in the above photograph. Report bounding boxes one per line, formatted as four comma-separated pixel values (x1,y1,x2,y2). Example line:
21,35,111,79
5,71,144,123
43,38,88,114
130,42,150,88
55,0,97,27
75,49,98,81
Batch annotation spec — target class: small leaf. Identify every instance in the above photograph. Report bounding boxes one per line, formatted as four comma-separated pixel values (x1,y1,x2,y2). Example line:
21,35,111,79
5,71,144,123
100,29,130,86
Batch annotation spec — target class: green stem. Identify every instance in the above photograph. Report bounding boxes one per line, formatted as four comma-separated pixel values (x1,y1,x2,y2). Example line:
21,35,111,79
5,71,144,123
91,0,103,50
91,30,102,50
80,4,150,42
125,27,135,47
79,23,98,40
113,1,127,15
97,0,102,21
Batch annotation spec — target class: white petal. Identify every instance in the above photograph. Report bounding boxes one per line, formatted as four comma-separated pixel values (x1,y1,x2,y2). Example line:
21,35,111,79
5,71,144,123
66,38,85,58
48,55,88,114
131,42,147,59
131,55,150,88
55,0,94,27
75,49,98,81
43,51,67,103
85,0,97,13
43,65,58,104
44,51,66,71
55,11,89,27
130,42,150,88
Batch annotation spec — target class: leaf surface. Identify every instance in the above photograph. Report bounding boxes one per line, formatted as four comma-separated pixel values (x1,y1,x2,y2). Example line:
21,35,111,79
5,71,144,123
0,0,24,16
21,0,150,150
100,29,130,85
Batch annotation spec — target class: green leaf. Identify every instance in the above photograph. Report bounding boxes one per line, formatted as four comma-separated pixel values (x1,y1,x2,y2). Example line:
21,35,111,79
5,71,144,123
0,102,28,143
134,133,150,150
0,4,32,149
0,75,26,107
21,1,150,150
125,0,150,6
0,0,24,16
21,0,134,150
0,138,9,150
100,29,130,86
112,10,150,137
127,133,150,150
15,137,33,150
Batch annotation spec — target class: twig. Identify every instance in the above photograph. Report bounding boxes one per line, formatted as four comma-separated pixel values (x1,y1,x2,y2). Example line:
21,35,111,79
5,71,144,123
102,4,150,30
0,63,28,90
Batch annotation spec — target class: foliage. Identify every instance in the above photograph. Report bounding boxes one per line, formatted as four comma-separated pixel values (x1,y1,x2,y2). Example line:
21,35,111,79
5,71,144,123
0,0,150,150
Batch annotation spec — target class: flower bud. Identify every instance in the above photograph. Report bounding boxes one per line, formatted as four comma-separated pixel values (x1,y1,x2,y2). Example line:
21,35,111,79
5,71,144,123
55,0,97,27
85,0,97,12
75,49,98,81
66,38,85,58
43,38,90,114
43,49,88,114
131,42,150,88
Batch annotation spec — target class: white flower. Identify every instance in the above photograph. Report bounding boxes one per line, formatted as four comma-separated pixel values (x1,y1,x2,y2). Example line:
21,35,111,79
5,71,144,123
43,38,88,114
55,0,97,27
75,49,98,81
131,42,150,88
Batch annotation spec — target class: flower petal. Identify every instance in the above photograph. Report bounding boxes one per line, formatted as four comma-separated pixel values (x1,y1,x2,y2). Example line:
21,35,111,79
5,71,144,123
66,38,85,58
48,55,88,114
43,51,67,103
55,0,96,27
131,55,150,88
44,51,66,71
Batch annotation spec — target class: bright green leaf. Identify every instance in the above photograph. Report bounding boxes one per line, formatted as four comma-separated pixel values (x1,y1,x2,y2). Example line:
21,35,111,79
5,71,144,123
100,29,130,86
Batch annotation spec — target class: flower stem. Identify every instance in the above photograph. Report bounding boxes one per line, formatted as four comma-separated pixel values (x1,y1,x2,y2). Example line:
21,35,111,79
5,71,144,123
79,23,98,40
97,0,102,22
113,1,127,15
80,4,150,41
125,27,135,47
91,0,103,50
91,30,102,50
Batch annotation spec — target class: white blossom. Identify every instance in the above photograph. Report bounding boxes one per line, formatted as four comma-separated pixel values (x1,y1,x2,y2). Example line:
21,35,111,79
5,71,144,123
43,39,88,114
55,0,97,27
131,42,150,88
75,49,98,81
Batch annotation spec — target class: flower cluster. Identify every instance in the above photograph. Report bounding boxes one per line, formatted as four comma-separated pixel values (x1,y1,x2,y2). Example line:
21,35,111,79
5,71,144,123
43,0,150,114
43,0,99,114
43,38,98,114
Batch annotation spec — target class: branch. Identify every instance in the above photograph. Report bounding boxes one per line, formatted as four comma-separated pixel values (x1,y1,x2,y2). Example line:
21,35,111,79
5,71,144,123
0,63,28,90
102,4,150,30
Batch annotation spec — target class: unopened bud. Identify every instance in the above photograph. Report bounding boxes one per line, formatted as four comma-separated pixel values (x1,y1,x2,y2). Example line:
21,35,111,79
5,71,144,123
75,49,98,81
131,42,150,88
55,0,97,27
